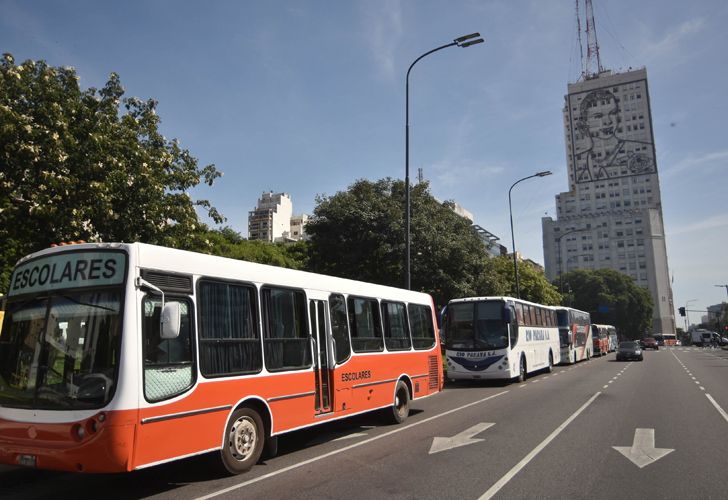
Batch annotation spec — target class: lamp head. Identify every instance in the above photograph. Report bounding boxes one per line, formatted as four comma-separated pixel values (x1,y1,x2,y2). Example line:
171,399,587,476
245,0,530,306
536,170,553,177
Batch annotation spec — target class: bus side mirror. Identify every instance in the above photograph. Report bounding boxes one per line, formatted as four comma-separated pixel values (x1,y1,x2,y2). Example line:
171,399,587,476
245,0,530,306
161,302,181,339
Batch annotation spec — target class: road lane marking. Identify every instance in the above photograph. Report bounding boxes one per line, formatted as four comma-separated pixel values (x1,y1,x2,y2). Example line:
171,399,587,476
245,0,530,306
477,392,601,500
613,428,674,468
603,385,608,389
706,394,728,424
429,422,495,454
700,387,705,391
196,391,510,499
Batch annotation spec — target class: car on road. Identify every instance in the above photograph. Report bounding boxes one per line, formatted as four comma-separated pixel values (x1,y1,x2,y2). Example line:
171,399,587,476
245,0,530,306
616,341,643,361
641,337,659,350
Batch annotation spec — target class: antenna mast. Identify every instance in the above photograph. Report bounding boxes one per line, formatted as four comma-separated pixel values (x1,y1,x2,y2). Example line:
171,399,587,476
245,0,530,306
583,0,603,77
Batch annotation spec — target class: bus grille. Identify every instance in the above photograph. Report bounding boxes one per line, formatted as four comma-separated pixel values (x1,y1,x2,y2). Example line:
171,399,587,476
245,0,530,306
428,356,439,389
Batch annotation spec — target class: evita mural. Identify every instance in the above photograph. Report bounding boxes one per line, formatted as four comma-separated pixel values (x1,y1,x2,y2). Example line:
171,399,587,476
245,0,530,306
572,88,655,183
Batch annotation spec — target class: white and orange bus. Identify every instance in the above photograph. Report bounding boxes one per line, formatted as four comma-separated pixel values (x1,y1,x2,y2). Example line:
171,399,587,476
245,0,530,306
0,242,443,474
554,306,592,364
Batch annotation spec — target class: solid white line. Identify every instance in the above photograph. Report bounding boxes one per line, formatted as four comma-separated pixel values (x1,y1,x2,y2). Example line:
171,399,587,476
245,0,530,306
195,390,509,500
478,392,601,500
706,394,728,424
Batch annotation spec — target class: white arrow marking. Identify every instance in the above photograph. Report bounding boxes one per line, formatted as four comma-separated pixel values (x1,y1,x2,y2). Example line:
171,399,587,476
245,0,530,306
613,428,674,468
429,422,495,454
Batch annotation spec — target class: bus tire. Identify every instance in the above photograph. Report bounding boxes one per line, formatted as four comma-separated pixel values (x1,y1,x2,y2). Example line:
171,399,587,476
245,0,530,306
386,380,410,424
516,357,526,383
262,435,278,460
220,407,265,474
547,352,553,373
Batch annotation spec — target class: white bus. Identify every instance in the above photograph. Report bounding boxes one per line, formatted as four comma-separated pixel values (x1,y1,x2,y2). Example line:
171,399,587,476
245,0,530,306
442,296,560,382
554,306,592,364
0,242,443,474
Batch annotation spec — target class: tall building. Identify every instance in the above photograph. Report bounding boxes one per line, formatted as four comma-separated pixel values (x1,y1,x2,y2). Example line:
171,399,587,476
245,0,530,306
248,192,308,242
542,68,675,334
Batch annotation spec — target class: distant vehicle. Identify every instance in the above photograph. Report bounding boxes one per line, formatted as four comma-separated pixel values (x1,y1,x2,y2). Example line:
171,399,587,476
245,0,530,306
653,334,665,346
642,337,659,350
607,327,618,352
676,339,682,346
616,341,643,361
660,333,677,346
442,296,560,382
553,306,592,364
691,329,714,347
590,324,613,356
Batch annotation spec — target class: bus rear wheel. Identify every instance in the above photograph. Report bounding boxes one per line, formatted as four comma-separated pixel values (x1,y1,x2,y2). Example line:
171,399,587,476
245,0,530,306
385,380,410,424
546,352,553,373
220,407,265,474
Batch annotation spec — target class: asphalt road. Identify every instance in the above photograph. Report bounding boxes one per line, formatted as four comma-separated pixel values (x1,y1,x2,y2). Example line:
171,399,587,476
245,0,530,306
2,346,728,500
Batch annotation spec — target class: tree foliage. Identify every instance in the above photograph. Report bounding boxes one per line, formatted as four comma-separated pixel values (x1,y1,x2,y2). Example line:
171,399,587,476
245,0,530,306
475,255,562,305
305,178,490,308
0,54,223,291
560,268,653,339
195,227,308,270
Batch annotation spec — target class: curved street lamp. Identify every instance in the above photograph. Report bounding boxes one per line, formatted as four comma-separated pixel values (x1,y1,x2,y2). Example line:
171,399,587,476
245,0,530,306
508,170,552,298
404,32,484,290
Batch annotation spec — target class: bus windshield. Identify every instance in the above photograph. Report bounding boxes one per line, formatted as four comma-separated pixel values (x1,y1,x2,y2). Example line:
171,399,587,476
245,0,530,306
0,289,122,410
556,310,569,328
446,301,509,350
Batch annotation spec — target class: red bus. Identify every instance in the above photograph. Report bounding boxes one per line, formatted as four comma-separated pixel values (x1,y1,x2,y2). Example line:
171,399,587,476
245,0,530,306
0,242,443,474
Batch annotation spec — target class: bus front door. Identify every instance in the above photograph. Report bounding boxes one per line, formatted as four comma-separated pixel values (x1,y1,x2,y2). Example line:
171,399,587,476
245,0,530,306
309,300,333,414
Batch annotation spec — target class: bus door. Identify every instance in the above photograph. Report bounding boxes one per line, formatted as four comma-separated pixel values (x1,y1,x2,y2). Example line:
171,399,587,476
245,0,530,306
309,300,333,414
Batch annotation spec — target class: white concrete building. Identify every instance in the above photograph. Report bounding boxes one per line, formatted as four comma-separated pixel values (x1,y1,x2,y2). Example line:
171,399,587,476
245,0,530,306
248,192,309,242
248,192,293,242
542,68,676,334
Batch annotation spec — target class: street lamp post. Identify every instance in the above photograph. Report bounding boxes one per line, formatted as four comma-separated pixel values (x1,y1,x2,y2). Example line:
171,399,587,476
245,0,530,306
685,299,697,334
404,32,484,290
555,228,585,294
508,171,552,298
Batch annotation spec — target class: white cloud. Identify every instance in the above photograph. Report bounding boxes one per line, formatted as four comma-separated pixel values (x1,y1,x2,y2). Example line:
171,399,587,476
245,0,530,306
638,18,706,64
661,150,728,178
431,160,505,188
361,0,403,81
667,213,728,237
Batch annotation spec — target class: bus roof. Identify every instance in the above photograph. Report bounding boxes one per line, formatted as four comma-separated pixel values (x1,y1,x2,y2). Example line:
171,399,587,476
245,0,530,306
12,242,434,305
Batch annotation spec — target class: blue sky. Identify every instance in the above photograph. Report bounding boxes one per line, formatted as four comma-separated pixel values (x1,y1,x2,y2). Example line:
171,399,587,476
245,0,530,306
3,0,727,323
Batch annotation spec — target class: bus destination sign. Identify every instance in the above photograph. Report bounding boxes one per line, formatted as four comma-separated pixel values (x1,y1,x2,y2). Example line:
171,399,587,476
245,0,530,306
9,251,127,297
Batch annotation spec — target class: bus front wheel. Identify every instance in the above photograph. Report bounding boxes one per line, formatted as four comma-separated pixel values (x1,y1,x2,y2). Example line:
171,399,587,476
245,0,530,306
546,352,553,373
516,358,526,383
220,407,265,474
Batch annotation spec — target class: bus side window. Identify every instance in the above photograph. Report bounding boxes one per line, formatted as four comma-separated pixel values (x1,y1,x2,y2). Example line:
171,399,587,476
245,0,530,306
409,304,436,350
142,296,194,402
262,287,310,371
348,297,383,353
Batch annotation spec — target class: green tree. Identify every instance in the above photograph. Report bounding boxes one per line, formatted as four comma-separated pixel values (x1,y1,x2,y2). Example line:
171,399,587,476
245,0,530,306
305,178,490,307
0,54,223,292
195,227,308,270
560,268,653,339
475,255,562,305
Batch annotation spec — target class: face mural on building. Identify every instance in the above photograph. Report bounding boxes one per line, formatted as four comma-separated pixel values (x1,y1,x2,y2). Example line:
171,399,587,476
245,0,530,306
571,88,655,183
